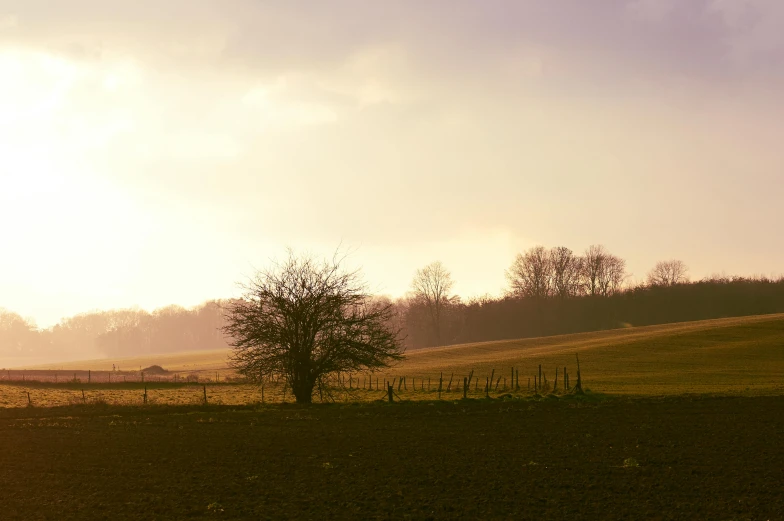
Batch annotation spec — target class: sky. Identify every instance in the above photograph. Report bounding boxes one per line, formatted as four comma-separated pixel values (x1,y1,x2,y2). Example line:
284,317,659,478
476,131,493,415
1,0,783,328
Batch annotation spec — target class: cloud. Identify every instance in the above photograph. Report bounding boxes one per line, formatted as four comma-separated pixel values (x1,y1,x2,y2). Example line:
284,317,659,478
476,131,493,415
709,0,784,70
2,1,780,88
1,0,783,325
627,0,680,21
0,13,17,28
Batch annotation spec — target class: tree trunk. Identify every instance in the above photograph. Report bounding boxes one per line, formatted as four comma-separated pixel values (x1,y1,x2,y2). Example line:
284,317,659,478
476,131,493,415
292,375,315,403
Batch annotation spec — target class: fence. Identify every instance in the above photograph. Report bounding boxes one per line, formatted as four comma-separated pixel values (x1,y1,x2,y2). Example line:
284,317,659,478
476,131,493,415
0,369,238,384
329,361,580,400
0,361,583,409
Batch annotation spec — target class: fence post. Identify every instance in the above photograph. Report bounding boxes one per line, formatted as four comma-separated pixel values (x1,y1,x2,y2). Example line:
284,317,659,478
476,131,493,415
387,383,394,403
143,385,147,405
446,373,453,392
203,385,207,405
27,391,31,406
463,377,467,399
485,377,489,398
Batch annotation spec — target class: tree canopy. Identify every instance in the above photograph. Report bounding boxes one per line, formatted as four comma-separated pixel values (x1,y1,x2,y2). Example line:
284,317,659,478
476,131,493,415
222,251,404,403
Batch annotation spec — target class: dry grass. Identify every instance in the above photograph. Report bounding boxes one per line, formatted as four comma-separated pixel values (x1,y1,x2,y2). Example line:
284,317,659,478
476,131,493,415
0,384,283,409
25,350,231,373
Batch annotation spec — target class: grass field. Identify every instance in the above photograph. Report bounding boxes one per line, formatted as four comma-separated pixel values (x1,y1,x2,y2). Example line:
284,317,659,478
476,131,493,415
11,313,784,404
394,313,784,395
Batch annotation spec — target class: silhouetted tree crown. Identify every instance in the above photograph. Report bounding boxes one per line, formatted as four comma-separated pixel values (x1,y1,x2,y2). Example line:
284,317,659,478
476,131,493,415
222,250,403,403
647,259,690,287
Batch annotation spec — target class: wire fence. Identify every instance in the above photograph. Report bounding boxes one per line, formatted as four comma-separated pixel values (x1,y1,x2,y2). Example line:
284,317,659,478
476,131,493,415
0,369,239,384
0,363,582,409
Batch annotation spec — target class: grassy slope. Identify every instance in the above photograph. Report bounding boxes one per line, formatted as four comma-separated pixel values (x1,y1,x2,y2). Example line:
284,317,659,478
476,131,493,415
26,350,231,373
394,313,784,394
23,313,784,395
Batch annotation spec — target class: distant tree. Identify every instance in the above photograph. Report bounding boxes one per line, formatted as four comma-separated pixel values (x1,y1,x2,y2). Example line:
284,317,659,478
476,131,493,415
410,261,456,347
580,245,627,297
549,247,582,298
0,309,38,356
506,246,552,299
647,260,689,287
223,250,403,403
597,254,627,297
581,245,606,296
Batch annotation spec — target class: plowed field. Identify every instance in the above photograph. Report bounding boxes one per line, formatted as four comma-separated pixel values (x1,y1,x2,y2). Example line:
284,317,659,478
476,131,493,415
1,396,782,520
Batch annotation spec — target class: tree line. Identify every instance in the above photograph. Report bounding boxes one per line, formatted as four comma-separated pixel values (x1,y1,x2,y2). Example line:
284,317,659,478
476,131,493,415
400,245,781,348
0,302,227,363
2,244,783,362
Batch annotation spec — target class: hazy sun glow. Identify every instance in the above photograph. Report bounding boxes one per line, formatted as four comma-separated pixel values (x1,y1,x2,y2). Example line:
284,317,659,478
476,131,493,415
1,1,783,328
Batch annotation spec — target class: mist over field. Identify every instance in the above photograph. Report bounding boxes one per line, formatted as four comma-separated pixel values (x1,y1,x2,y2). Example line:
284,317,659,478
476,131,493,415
3,273,784,369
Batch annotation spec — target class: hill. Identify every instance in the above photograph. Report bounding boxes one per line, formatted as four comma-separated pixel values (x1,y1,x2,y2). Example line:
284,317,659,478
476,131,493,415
19,314,784,395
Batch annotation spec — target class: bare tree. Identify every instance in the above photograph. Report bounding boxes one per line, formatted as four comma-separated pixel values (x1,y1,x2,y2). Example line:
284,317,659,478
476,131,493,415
549,246,582,298
581,244,607,296
222,250,403,403
647,260,689,287
597,254,627,296
580,245,627,297
506,246,552,299
410,261,455,347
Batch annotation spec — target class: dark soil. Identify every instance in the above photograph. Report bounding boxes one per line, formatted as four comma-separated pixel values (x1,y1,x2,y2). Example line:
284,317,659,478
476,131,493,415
0,396,782,520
